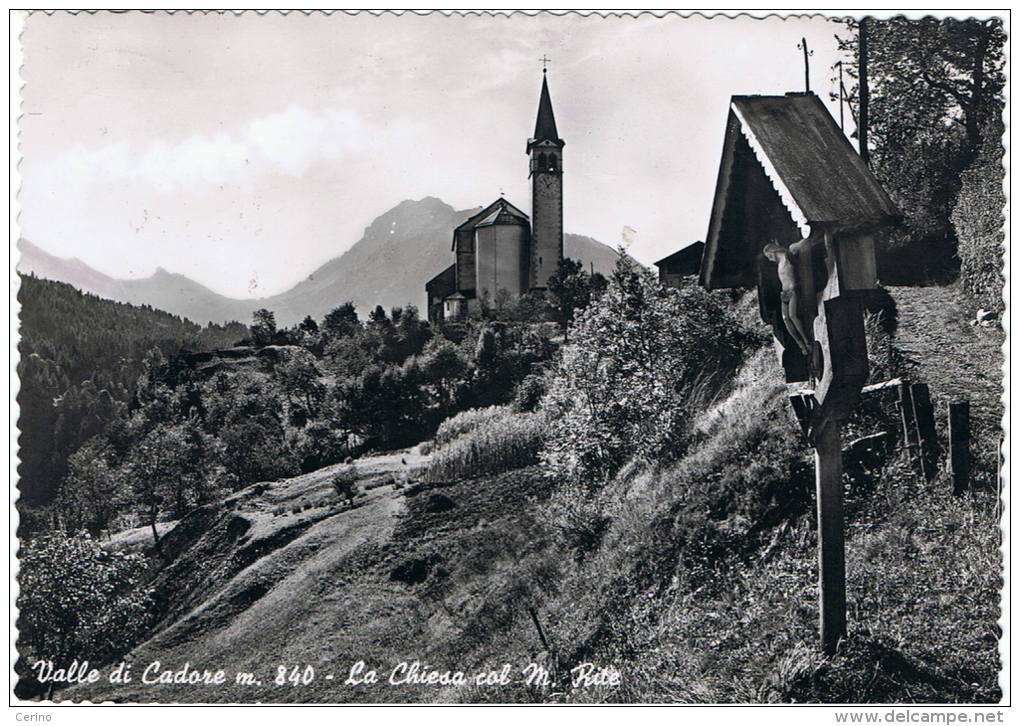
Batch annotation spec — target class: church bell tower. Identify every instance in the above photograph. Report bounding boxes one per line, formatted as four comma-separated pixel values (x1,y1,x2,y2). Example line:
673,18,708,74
527,69,564,290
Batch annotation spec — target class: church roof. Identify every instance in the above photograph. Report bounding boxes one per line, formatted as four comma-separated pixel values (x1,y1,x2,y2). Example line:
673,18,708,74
701,92,900,289
475,203,530,228
451,197,529,249
527,73,564,151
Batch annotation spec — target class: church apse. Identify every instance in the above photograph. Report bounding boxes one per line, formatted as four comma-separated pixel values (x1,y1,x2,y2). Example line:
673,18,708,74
474,204,531,302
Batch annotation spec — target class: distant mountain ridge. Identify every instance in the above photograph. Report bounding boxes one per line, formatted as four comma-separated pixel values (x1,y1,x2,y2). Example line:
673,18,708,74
17,240,258,326
18,197,630,327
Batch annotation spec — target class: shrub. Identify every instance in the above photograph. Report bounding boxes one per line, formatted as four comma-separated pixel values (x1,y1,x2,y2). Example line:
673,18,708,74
513,373,548,413
431,405,510,449
420,410,549,483
544,480,611,560
952,120,1005,314
540,260,755,485
332,465,359,500
17,532,152,698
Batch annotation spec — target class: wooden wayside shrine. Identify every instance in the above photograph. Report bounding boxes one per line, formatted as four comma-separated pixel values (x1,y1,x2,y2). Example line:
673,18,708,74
699,92,901,653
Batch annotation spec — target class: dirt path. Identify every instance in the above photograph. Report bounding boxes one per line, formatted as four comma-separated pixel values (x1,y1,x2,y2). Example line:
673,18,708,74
888,283,1005,439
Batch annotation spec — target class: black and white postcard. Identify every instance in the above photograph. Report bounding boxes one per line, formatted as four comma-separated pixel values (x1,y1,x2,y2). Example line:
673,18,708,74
10,10,1009,714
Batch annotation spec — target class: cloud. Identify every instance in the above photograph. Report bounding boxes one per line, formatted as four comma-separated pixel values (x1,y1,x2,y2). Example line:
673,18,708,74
38,105,419,194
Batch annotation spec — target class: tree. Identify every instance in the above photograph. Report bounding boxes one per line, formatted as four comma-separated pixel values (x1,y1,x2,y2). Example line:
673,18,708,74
251,308,277,347
126,421,210,551
834,17,1006,283
56,437,124,537
217,416,297,486
952,117,1006,313
276,347,326,420
322,302,360,339
541,258,752,484
390,304,431,362
418,338,471,413
547,258,602,342
200,369,298,486
368,305,389,327
17,532,151,698
50,382,120,500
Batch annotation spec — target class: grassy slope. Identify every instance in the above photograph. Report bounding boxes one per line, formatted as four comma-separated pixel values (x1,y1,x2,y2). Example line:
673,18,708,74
59,285,1002,705
525,285,1003,703
63,452,556,703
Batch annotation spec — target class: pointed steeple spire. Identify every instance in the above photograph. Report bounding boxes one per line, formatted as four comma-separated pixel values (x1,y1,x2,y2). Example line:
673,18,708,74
533,71,560,142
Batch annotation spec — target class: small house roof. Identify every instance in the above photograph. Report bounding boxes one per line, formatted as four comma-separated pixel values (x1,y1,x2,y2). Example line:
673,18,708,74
655,241,705,271
426,263,456,296
701,92,900,289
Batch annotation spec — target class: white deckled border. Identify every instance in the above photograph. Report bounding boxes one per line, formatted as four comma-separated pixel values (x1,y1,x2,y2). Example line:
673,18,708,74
730,101,812,239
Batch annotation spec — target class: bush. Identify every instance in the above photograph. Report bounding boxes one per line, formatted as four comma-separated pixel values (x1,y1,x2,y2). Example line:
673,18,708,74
544,480,611,560
420,410,549,483
331,465,359,500
540,261,755,485
513,373,548,413
431,405,510,449
952,120,1005,314
17,532,152,698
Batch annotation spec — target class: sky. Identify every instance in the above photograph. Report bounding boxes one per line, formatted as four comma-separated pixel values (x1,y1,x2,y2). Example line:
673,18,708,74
17,11,855,299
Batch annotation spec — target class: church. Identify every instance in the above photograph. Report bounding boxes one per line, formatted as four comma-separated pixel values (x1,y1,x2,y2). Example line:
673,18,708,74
426,70,565,323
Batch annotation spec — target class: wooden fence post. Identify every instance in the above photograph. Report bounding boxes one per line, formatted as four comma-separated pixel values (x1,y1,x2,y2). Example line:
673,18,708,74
910,383,938,480
898,382,919,470
814,419,847,654
948,401,971,496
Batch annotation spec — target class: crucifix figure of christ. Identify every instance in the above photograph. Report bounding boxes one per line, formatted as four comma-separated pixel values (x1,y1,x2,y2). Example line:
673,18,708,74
763,237,814,358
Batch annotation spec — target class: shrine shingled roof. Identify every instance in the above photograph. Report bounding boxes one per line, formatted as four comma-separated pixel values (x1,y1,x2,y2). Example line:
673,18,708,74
727,93,899,231
700,92,900,289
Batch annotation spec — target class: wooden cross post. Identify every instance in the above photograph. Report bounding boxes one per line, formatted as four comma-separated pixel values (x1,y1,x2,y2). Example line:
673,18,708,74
697,93,897,656
814,418,847,652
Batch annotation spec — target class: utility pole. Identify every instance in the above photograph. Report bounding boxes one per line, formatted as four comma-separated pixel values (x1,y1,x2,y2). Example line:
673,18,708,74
836,60,845,131
798,37,813,92
858,19,870,164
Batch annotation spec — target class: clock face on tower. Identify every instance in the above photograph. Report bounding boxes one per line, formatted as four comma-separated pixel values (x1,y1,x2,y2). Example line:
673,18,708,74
536,174,555,191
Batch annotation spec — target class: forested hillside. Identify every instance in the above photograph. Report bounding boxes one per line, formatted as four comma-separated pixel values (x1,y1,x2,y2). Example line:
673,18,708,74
16,275,247,510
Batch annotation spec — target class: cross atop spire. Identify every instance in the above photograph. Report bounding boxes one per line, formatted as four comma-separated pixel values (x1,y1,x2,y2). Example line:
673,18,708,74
539,54,551,72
